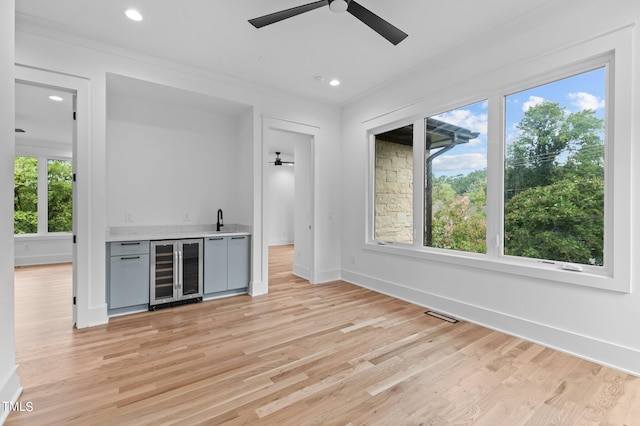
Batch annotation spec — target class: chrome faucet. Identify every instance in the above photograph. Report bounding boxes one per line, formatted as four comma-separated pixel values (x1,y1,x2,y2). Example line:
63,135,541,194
216,209,224,231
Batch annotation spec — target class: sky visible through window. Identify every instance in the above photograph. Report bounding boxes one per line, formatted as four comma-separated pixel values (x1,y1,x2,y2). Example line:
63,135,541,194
431,67,606,177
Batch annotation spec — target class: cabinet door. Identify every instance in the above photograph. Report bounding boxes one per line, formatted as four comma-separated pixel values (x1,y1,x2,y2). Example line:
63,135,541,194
179,239,203,299
109,253,150,309
228,235,250,290
151,241,178,304
204,237,228,293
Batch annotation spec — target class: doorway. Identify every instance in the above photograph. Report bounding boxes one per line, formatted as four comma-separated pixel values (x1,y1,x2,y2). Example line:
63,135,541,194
261,117,319,292
14,65,87,327
266,129,313,279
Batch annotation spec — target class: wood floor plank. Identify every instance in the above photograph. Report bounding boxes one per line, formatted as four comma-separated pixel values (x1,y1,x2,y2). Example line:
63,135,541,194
7,245,640,425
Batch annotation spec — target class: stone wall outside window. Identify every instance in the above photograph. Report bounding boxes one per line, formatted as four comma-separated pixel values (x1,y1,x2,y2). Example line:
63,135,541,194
374,139,413,243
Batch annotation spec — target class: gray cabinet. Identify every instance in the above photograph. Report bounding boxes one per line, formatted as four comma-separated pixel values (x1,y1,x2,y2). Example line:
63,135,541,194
228,235,250,290
204,235,250,296
107,240,150,315
204,237,228,294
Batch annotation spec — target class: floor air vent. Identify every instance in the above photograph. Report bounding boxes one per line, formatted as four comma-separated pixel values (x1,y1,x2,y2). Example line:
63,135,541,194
425,310,459,323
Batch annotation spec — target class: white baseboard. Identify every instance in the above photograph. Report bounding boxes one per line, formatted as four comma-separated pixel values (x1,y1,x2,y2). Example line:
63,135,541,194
292,263,310,281
292,265,340,284
250,280,267,296
341,269,640,377
76,304,108,329
314,268,341,284
14,253,72,267
0,365,22,425
268,240,294,246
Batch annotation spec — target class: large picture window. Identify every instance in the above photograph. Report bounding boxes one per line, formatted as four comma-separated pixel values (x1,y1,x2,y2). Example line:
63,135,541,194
366,45,630,291
504,68,605,266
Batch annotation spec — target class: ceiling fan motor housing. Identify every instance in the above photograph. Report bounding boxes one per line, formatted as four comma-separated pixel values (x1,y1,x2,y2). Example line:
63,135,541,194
328,0,350,13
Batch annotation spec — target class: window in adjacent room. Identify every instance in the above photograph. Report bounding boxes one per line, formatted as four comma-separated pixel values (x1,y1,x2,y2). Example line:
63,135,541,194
14,156,39,234
14,156,73,235
47,159,73,233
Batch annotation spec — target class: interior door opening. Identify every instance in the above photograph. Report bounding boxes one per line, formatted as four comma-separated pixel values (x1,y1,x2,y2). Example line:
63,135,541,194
14,79,77,326
266,130,313,278
263,119,317,290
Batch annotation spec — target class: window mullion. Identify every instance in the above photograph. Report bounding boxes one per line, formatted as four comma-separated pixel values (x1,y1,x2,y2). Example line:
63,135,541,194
412,118,425,248
485,95,504,258
37,157,48,234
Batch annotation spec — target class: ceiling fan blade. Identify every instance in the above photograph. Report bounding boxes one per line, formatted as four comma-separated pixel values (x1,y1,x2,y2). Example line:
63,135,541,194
347,1,408,45
249,1,328,28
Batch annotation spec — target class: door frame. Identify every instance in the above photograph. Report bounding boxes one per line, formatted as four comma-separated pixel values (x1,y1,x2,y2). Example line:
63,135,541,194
15,65,89,327
260,116,319,292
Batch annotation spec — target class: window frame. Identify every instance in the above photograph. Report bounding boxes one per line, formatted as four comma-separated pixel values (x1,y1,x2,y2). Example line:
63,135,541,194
14,153,73,237
365,28,632,293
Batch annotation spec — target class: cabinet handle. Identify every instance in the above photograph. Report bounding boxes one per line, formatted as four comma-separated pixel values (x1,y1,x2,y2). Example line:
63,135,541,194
120,256,140,260
174,250,179,290
178,250,183,288
209,237,224,240
231,236,245,240
120,242,141,246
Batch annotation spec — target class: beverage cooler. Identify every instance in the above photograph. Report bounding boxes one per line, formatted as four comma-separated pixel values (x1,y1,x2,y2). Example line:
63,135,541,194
150,239,203,309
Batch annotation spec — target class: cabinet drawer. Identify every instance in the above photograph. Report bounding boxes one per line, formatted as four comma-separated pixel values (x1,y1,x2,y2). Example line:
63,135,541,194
110,240,150,256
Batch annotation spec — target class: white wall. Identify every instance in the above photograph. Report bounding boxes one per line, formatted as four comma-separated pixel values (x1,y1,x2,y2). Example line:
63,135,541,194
107,92,246,227
293,136,313,279
14,22,342,326
266,165,295,246
14,235,72,267
0,0,21,421
341,0,640,376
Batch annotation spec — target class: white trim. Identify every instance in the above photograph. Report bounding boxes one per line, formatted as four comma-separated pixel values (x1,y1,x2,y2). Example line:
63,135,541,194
249,280,267,296
342,269,640,377
0,365,22,424
80,304,108,329
313,268,341,284
292,263,310,280
14,254,71,267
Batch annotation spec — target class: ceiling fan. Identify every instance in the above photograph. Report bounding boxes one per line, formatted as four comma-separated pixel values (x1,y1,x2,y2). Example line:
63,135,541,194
249,0,408,46
270,152,294,166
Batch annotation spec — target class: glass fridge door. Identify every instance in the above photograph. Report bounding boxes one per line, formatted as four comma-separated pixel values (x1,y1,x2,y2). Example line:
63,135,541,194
180,239,202,298
152,242,176,303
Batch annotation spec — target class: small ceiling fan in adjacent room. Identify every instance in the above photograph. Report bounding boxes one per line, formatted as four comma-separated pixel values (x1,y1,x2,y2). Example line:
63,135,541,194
249,0,408,46
269,152,295,166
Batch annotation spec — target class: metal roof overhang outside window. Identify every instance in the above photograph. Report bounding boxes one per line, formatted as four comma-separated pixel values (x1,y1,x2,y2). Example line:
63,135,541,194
376,118,480,246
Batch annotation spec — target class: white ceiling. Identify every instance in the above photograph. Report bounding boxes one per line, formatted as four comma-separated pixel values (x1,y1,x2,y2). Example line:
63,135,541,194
15,81,74,151
16,0,554,105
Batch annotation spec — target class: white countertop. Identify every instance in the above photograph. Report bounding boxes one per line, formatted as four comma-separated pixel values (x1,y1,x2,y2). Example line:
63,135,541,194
106,224,251,242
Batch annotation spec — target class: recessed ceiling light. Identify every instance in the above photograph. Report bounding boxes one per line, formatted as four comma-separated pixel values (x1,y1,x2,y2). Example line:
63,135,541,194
329,79,341,86
48,95,63,102
125,9,143,21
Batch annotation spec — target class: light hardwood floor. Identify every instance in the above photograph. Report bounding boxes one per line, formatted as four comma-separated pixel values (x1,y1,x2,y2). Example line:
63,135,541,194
7,245,640,425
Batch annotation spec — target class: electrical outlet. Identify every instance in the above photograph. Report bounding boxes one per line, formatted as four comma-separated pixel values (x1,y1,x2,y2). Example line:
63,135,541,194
183,212,191,222
125,212,133,222
351,255,356,264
